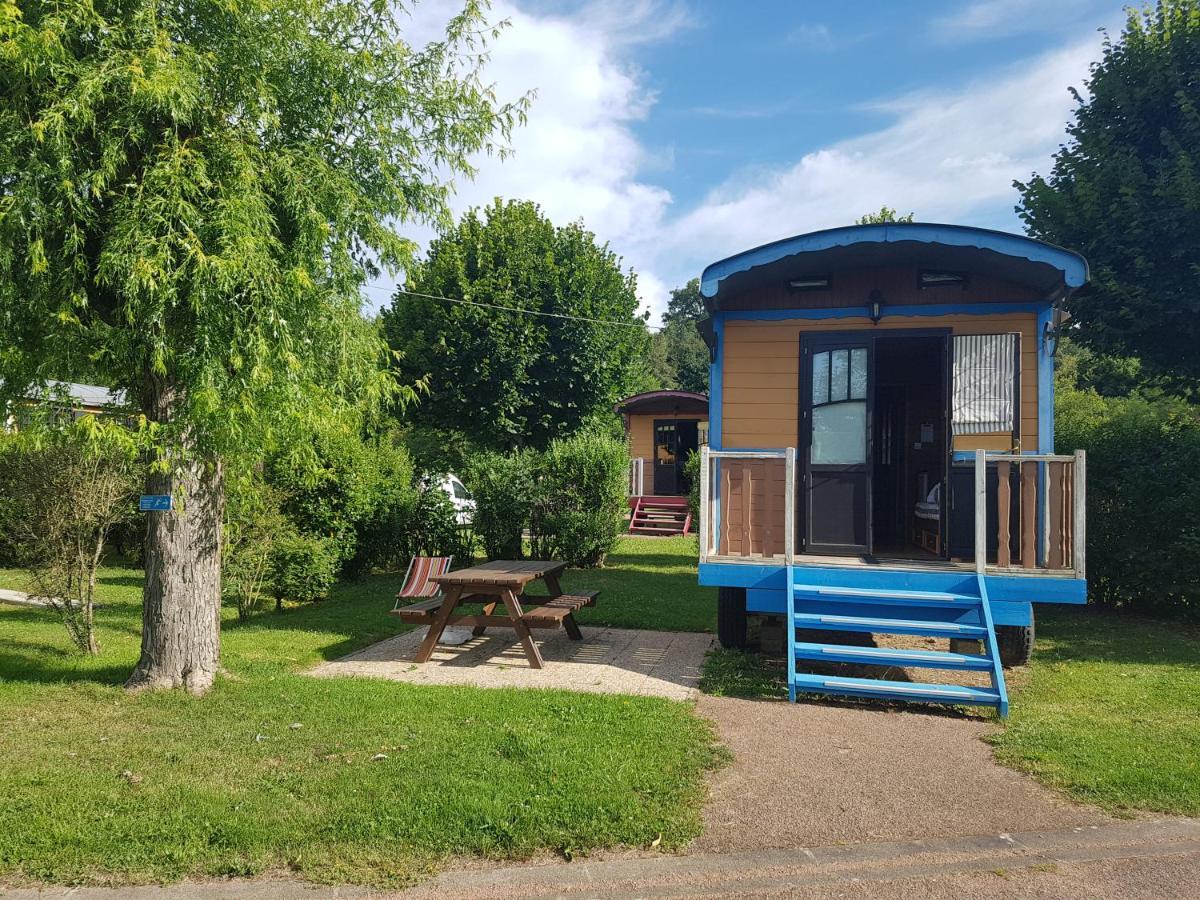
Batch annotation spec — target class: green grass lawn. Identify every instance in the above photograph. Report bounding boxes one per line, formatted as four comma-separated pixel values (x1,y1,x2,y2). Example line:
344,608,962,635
987,607,1200,817
0,537,721,887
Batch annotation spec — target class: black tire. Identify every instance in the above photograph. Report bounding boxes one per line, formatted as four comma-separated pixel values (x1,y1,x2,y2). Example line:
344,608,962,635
996,619,1035,668
716,586,748,650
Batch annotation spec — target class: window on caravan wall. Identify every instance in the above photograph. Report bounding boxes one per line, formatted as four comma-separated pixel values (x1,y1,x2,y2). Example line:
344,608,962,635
811,347,869,464
951,333,1020,438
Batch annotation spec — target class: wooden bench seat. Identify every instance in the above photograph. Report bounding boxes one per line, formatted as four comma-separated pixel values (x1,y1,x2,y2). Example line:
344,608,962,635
522,591,599,639
391,592,492,623
393,589,600,640
391,597,442,623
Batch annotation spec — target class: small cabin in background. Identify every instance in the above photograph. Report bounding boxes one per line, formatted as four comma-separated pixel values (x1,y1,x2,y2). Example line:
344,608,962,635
3,381,125,433
616,389,708,536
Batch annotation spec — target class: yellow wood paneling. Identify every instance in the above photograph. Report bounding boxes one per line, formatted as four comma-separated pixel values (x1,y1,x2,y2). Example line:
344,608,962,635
720,314,1040,450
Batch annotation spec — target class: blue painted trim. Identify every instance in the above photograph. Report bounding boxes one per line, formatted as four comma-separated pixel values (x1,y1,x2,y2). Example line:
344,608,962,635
951,449,1046,462
699,560,1087,605
975,573,1009,717
709,312,723,450
721,301,1047,322
1037,305,1055,453
700,223,1089,298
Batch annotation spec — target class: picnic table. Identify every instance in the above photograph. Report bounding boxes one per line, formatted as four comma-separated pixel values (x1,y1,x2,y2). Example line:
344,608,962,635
392,560,598,669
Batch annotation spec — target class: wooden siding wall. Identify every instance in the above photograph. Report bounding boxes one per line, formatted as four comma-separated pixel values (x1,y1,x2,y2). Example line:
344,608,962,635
722,313,1039,451
716,458,788,558
627,412,707,496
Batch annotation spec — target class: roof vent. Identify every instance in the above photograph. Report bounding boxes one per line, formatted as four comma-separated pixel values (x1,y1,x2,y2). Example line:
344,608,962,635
919,270,967,289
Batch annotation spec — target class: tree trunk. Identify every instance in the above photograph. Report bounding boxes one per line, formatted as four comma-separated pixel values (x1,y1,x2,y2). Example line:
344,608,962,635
125,383,223,695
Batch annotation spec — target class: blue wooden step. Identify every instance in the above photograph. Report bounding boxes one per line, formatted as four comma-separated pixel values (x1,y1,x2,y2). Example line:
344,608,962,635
793,641,994,671
792,612,989,639
792,672,1002,707
792,583,978,606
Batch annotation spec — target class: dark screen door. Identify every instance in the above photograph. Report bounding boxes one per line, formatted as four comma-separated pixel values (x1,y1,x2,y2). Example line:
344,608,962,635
801,337,873,555
653,420,679,495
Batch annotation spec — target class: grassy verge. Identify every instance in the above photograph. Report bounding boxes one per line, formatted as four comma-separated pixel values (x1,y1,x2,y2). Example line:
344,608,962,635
986,607,1200,817
0,536,722,887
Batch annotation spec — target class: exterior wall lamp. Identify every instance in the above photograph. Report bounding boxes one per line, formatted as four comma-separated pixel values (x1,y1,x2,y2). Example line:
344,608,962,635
1043,306,1072,357
868,290,885,324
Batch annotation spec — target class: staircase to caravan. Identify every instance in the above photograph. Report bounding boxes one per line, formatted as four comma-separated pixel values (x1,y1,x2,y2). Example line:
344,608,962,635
629,496,692,536
785,568,1009,715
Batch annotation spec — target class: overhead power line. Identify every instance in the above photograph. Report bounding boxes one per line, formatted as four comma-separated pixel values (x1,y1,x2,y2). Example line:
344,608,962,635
362,283,663,332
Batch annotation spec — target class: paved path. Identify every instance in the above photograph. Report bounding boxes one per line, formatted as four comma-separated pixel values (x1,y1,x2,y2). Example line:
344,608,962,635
5,820,1198,898
307,626,712,701
693,695,1107,852
0,588,48,608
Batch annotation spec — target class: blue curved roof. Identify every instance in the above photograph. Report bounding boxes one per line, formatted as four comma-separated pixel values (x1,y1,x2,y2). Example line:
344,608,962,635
699,223,1089,301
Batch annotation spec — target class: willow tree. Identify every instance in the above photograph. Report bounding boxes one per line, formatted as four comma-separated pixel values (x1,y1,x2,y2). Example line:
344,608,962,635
0,0,523,693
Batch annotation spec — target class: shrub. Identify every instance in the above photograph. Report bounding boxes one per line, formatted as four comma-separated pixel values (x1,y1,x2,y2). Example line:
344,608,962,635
1056,368,1200,616
400,481,476,562
466,449,536,560
265,425,381,569
0,420,139,653
531,430,628,568
682,448,701,525
343,438,418,578
269,533,340,606
223,472,295,620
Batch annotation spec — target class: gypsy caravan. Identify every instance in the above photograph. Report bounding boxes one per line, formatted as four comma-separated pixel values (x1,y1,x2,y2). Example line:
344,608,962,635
696,223,1088,715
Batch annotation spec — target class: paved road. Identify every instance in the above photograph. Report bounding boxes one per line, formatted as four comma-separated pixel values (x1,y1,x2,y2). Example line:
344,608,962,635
4,820,1198,899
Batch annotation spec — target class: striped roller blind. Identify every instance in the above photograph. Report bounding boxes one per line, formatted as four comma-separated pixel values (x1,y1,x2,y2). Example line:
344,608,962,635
952,333,1018,435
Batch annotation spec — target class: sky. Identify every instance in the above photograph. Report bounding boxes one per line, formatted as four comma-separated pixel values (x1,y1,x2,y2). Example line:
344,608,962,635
365,0,1130,323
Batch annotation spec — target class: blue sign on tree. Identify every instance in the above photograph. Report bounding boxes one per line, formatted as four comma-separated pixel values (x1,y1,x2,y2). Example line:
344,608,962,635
139,495,173,512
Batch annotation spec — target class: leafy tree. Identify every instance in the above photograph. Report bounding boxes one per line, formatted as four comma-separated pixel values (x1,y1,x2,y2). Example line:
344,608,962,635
856,207,914,224
1017,1,1200,390
650,279,710,394
383,199,651,450
662,277,707,325
0,0,521,693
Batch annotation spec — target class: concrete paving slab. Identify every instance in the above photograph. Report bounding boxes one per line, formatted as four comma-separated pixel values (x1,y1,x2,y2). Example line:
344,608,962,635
307,627,713,701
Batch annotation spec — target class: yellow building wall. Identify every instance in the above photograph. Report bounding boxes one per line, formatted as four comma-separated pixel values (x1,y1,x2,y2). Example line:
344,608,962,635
721,313,1038,451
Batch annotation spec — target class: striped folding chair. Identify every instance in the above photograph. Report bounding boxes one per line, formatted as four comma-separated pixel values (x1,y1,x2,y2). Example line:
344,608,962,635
391,556,453,614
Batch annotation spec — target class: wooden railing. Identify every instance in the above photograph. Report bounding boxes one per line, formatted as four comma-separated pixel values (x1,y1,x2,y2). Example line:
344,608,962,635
628,457,645,496
698,447,795,563
699,446,1086,579
974,450,1086,579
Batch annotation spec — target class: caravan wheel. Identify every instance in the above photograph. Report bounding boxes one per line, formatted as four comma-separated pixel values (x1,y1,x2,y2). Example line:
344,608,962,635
716,586,748,649
996,620,1035,668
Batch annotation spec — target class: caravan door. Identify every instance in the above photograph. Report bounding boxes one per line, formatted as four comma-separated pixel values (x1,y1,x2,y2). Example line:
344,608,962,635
801,336,873,555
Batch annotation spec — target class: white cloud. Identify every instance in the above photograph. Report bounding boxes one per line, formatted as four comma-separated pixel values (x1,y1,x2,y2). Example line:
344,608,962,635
929,0,1097,43
366,0,681,320
654,37,1104,289
370,2,1109,327
787,23,834,51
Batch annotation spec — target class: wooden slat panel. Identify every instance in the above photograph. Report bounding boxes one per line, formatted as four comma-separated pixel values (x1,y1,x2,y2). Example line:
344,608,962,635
1048,461,1065,569
741,465,752,557
719,461,731,556
1020,461,1038,569
996,461,1012,568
